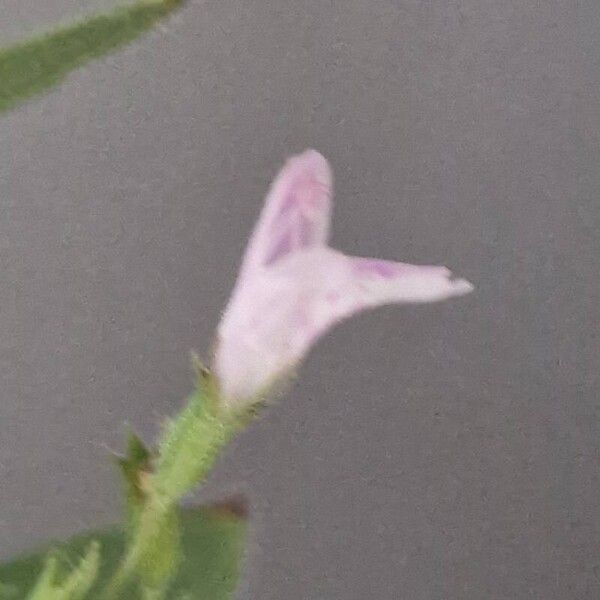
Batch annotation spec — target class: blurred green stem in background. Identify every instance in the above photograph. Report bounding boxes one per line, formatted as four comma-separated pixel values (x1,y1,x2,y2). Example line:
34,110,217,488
0,0,185,114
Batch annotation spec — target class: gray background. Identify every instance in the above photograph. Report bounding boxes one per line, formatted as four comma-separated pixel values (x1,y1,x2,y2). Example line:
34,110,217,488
1,1,599,598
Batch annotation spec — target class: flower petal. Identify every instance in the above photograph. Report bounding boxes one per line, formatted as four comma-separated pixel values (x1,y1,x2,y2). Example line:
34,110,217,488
215,247,473,404
272,250,474,349
346,256,474,305
240,150,332,277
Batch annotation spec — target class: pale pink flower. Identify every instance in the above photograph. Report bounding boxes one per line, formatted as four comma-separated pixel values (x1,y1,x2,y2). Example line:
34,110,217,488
214,150,473,406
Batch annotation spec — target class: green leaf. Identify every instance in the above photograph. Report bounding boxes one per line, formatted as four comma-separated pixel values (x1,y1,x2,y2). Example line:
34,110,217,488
57,542,100,600
26,542,100,600
0,506,246,600
0,0,185,115
0,580,19,598
116,429,153,536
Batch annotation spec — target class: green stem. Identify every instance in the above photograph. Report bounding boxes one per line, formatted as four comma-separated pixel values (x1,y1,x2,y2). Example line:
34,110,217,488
100,498,178,598
101,376,247,598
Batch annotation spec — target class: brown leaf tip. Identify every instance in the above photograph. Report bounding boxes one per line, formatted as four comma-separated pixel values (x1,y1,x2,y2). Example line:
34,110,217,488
209,494,249,520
